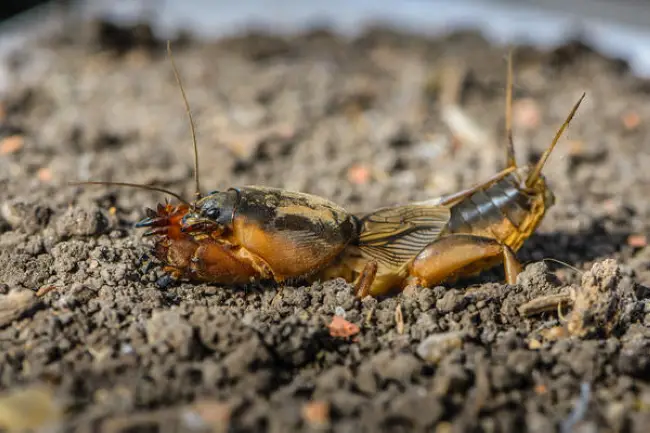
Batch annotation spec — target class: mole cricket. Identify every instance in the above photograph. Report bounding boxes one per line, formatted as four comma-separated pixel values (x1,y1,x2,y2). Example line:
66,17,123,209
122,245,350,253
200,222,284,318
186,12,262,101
72,43,585,297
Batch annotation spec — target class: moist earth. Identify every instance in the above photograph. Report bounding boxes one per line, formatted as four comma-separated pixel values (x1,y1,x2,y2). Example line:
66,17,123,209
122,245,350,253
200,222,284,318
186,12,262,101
1,18,650,433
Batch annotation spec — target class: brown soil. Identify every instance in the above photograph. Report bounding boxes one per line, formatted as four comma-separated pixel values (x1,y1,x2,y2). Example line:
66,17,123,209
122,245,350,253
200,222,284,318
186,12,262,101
1,19,650,433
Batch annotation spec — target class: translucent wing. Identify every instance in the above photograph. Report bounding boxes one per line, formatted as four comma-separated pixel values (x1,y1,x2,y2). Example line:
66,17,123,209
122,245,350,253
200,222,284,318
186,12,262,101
357,204,451,271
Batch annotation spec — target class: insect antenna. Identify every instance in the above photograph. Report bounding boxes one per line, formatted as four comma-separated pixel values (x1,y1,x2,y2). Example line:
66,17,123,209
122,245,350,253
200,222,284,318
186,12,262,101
541,258,584,276
68,181,190,206
166,40,202,203
68,41,202,208
525,92,586,188
504,49,517,170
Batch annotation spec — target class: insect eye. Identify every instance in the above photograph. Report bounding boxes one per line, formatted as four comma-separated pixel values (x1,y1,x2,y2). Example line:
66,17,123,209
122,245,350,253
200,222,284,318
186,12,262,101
204,208,220,220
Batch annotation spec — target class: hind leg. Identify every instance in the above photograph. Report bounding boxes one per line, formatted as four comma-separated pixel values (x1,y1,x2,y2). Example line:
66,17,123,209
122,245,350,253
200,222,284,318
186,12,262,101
407,234,522,287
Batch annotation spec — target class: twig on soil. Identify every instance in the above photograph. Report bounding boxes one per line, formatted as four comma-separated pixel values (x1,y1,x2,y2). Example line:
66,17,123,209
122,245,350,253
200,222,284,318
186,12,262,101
518,292,572,317
36,285,57,297
395,303,404,335
557,298,569,323
364,306,375,327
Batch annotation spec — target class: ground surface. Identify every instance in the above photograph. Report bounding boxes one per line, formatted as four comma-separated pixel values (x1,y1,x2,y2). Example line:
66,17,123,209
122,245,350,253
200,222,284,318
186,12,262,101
0,19,650,433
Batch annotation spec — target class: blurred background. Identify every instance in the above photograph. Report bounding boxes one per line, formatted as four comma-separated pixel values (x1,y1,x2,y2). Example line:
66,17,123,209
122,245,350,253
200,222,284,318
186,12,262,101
3,0,650,79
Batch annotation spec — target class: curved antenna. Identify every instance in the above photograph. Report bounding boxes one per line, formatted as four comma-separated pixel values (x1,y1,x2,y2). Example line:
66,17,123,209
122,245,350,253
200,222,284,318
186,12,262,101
68,181,190,206
526,92,586,187
542,258,584,276
166,40,201,201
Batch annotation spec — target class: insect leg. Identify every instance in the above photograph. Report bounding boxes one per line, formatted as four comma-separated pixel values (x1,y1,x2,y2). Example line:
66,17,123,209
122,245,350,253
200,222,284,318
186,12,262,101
407,234,523,287
354,260,378,298
502,244,522,284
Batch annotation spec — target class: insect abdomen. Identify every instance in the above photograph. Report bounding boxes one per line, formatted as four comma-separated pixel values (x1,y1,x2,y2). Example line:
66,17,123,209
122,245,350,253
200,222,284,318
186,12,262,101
446,173,546,251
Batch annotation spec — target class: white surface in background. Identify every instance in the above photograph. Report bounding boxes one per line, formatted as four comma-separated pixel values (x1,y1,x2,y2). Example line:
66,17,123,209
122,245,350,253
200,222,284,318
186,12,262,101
3,0,650,94
75,0,650,77
80,0,577,44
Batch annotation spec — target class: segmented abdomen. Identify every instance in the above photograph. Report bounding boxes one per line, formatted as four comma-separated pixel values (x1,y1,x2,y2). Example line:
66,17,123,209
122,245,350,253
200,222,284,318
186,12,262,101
446,173,545,251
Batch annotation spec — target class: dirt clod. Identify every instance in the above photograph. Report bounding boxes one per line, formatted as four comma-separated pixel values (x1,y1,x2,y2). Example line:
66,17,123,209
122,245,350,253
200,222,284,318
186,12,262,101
0,289,42,328
146,309,195,356
416,330,466,364
55,205,111,238
567,259,628,338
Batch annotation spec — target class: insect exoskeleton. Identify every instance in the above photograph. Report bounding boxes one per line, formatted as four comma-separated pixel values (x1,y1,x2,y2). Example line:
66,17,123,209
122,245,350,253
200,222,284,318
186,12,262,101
70,43,584,299
340,51,587,298
136,186,361,285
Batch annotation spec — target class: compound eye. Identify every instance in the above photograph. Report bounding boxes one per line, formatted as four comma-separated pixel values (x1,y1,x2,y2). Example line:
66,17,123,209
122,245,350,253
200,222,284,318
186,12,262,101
204,208,220,220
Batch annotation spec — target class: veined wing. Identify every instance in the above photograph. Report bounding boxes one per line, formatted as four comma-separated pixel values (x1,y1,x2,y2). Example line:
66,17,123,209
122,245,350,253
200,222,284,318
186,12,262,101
357,204,450,271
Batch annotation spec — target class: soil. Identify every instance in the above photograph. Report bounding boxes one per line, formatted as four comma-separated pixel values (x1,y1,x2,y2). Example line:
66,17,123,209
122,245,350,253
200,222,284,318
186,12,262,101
1,18,650,433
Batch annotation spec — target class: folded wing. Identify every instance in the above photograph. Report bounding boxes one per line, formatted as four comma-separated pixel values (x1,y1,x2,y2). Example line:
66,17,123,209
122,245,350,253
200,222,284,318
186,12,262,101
356,204,451,271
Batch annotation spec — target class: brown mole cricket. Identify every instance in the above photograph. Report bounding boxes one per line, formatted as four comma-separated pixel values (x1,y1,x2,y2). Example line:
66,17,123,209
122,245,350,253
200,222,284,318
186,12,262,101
72,44,584,298
318,52,586,297
71,41,366,289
